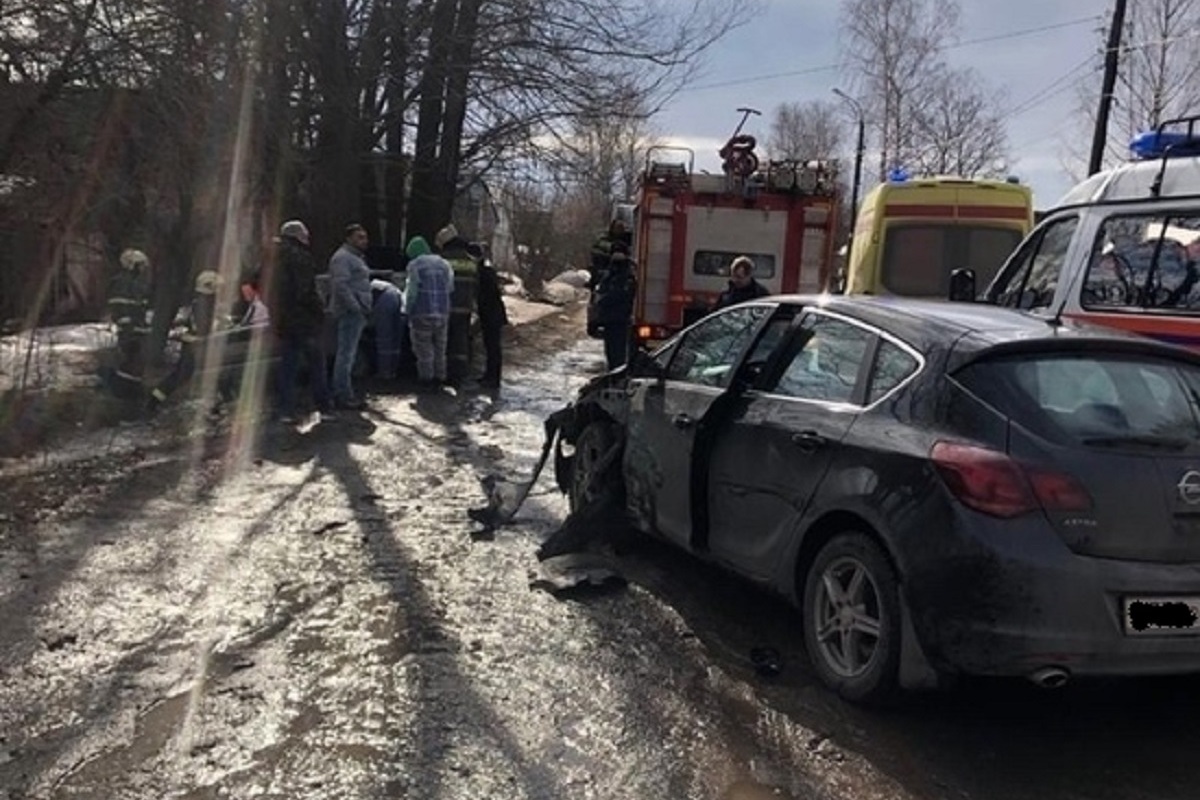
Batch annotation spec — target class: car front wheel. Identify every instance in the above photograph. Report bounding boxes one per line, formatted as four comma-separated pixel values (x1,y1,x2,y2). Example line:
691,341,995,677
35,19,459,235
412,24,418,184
803,532,901,704
568,421,622,514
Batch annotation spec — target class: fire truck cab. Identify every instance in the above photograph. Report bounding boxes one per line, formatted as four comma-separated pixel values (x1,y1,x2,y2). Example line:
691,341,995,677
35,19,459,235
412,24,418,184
627,147,841,348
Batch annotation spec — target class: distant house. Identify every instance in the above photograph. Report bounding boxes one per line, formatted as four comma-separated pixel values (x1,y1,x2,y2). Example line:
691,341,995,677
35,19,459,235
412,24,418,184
453,178,517,270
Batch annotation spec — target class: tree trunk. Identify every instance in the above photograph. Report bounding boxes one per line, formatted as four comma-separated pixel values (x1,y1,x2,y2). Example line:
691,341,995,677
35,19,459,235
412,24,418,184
406,0,458,241
432,0,484,226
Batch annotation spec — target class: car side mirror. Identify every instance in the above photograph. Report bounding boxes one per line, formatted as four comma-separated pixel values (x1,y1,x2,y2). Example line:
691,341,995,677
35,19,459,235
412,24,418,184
627,349,665,381
948,268,977,302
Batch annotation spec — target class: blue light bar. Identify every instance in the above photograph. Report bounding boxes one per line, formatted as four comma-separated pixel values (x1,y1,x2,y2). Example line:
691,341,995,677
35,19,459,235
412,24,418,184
887,167,910,182
1130,130,1200,160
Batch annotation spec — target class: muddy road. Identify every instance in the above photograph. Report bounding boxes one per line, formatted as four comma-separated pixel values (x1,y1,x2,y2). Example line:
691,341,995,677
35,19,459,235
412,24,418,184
2,306,1199,800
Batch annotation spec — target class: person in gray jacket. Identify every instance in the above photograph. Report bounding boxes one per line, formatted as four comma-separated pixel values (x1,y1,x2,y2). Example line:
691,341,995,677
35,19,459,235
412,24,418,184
328,223,372,409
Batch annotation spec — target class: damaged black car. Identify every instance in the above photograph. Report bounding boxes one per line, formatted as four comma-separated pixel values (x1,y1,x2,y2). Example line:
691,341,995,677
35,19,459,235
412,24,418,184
549,295,1200,703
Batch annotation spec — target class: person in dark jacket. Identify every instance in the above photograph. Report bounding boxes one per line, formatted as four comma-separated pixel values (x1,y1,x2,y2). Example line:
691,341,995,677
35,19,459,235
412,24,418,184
270,220,334,423
712,255,770,311
436,225,478,384
105,248,153,393
146,269,221,412
469,242,508,388
592,251,637,370
590,219,632,277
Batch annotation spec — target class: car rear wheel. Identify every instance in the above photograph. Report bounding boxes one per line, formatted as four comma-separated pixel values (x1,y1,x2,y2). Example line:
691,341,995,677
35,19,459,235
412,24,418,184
803,532,900,704
568,421,622,514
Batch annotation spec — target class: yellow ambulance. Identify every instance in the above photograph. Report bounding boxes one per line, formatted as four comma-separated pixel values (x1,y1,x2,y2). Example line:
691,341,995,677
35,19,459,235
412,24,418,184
843,173,1034,297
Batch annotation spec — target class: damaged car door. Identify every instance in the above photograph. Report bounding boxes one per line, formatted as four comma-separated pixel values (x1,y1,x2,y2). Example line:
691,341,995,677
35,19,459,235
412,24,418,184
708,311,875,579
623,304,773,550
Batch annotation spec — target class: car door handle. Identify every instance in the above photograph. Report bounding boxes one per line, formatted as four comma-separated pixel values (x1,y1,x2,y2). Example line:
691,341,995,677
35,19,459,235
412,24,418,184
790,430,826,452
672,413,696,430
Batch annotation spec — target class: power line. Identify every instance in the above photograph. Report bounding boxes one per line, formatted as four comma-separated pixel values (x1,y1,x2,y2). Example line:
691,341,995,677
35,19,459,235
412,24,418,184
1008,54,1101,118
681,15,1102,94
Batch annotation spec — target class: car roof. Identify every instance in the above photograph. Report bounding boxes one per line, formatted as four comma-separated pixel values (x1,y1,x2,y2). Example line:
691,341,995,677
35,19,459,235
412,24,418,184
768,295,1199,362
1056,156,1200,206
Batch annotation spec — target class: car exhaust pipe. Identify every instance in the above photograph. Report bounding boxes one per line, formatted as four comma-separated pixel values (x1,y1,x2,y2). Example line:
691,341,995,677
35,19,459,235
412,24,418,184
1029,666,1070,689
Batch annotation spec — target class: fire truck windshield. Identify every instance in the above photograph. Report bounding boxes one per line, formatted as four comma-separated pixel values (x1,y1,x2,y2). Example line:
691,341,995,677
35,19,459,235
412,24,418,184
693,250,777,279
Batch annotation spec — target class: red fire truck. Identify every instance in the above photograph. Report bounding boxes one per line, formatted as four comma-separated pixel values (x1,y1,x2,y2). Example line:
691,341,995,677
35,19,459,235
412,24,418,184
625,145,842,348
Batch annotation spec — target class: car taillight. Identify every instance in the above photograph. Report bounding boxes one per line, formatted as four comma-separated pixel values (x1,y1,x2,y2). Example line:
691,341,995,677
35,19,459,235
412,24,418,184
1026,468,1093,512
931,442,1093,519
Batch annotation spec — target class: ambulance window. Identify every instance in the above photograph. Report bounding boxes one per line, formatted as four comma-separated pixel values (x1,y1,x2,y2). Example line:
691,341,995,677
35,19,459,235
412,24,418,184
992,217,1078,310
1082,214,1200,313
694,251,777,279
881,226,947,295
881,224,1020,296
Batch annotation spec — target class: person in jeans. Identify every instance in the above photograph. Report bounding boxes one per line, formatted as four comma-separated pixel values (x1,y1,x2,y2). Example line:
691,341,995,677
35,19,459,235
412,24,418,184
328,223,372,409
270,220,335,424
403,235,453,390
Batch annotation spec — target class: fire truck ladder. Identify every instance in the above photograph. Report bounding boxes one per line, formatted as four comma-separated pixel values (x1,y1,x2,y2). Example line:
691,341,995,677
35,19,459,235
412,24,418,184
643,146,694,193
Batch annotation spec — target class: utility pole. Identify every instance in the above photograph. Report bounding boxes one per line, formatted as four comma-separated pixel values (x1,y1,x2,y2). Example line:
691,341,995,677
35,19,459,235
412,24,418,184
1089,0,1128,176
833,89,866,282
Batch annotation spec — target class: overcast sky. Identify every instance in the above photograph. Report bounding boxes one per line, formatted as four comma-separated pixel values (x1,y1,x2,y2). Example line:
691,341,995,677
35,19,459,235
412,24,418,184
657,0,1110,210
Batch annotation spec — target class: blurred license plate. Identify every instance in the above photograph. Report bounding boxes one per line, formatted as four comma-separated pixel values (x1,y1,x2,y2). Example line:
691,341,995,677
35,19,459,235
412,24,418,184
1124,596,1200,636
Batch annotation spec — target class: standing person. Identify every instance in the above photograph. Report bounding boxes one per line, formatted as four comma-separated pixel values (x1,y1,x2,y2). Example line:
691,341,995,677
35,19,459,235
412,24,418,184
404,235,454,391
328,223,372,409
270,220,335,424
713,255,770,311
592,250,637,370
590,218,632,277
105,248,153,394
470,242,508,388
435,225,478,384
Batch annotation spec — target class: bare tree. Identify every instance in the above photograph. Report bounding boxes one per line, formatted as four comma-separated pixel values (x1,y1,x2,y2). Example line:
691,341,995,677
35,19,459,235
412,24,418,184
1069,0,1200,174
406,0,752,239
908,66,1009,177
768,100,844,161
840,0,961,178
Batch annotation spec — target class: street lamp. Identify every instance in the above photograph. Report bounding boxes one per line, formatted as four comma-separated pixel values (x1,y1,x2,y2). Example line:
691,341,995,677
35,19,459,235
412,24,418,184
833,88,866,284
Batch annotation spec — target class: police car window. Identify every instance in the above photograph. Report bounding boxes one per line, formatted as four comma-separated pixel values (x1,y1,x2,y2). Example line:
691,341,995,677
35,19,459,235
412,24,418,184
666,306,769,387
869,340,920,404
693,251,777,279
1083,214,1200,313
772,315,872,403
992,217,1078,310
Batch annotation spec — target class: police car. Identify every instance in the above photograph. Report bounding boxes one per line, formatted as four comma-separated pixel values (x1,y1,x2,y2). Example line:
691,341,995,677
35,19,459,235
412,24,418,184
953,115,1200,348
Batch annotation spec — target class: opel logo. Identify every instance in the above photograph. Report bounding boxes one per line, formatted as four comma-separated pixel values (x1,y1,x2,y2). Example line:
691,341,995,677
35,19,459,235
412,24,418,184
1178,471,1200,505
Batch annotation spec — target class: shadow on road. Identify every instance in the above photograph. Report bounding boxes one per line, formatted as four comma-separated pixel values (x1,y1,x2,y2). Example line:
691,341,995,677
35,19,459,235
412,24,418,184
316,431,571,799
599,529,1200,800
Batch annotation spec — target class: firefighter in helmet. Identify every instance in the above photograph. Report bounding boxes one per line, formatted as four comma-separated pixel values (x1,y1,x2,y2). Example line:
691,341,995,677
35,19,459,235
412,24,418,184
589,218,632,283
435,224,478,384
105,248,153,392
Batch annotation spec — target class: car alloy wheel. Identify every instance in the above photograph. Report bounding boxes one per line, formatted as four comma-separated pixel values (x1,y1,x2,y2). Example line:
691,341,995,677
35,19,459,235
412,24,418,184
812,555,884,678
803,532,901,704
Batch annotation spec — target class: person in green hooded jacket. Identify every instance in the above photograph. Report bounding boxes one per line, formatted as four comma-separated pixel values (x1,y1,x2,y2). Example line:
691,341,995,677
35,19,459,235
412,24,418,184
404,235,454,388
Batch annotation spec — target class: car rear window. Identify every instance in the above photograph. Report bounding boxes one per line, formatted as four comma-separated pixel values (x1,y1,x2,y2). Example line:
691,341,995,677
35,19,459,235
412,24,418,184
955,353,1200,450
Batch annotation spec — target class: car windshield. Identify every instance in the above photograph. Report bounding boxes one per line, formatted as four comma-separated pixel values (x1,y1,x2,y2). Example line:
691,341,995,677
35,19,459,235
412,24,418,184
956,353,1200,450
882,224,1022,296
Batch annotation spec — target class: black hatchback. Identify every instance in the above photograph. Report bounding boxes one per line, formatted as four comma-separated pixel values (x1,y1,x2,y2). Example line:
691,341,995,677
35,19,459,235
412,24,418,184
553,296,1200,703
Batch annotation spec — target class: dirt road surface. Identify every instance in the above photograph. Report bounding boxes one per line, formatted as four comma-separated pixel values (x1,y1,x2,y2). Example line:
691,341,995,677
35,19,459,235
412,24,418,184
2,306,1199,800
